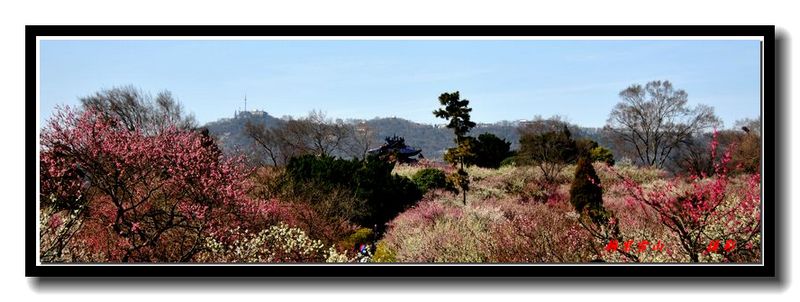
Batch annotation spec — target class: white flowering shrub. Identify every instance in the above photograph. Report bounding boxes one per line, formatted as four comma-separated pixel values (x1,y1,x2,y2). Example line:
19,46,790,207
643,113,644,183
199,223,353,263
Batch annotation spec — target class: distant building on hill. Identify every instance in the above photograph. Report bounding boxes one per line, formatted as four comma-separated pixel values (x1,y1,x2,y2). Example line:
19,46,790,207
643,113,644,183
233,94,268,119
235,109,267,119
367,135,423,164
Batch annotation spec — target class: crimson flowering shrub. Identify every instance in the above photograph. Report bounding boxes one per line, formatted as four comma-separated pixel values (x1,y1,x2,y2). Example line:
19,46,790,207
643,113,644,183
613,131,761,262
39,107,292,262
597,188,676,262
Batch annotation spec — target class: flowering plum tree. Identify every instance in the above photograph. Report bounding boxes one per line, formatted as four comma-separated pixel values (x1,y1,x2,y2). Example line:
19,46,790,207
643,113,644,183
616,131,761,262
39,106,283,262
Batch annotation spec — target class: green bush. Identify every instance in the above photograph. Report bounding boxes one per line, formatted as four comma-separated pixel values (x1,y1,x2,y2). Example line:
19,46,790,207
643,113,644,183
372,241,397,262
286,155,422,232
412,168,455,193
473,133,514,169
569,156,606,224
576,138,615,165
590,146,615,166
339,228,374,251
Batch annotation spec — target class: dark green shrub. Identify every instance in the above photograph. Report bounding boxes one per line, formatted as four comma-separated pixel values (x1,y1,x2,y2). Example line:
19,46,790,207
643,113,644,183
356,160,423,230
569,156,606,224
473,133,513,169
412,168,456,193
285,155,422,232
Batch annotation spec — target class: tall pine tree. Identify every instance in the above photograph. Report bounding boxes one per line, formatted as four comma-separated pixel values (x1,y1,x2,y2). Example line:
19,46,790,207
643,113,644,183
433,91,476,205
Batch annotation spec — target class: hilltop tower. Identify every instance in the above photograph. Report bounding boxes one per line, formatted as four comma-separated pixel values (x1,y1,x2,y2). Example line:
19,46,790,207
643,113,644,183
235,94,268,119
235,94,248,119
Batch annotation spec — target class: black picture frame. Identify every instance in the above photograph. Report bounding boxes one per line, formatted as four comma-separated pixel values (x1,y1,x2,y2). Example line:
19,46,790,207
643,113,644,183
26,25,776,278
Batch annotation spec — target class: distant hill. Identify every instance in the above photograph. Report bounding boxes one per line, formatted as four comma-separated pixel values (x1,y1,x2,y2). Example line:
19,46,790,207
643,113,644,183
203,111,610,162
362,118,521,160
204,110,284,157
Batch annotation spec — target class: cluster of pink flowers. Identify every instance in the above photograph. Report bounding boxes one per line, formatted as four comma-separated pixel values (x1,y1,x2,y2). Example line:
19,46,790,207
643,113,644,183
40,107,292,262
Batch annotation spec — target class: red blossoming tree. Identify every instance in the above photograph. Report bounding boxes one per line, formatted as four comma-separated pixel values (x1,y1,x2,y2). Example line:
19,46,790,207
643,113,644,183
617,130,761,262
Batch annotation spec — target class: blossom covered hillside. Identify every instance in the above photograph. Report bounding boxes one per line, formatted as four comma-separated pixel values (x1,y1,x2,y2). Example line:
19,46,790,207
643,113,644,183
38,86,762,264
381,154,761,263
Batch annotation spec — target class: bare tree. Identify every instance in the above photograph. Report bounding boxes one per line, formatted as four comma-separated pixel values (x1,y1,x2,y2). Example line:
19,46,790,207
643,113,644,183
307,110,351,156
345,121,378,160
517,125,577,183
516,116,578,183
245,110,366,165
244,122,283,166
604,80,720,168
80,85,197,133
279,110,350,157
518,115,573,135
735,117,761,137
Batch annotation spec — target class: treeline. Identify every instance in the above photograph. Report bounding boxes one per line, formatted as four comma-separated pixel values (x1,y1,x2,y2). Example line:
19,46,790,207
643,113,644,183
206,105,758,177
205,111,609,164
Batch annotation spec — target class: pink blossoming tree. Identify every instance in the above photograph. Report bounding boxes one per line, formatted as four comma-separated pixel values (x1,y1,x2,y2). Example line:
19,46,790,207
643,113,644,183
40,106,286,262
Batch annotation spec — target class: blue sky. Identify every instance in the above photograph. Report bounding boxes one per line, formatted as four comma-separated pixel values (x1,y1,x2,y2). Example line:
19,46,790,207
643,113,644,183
39,39,761,128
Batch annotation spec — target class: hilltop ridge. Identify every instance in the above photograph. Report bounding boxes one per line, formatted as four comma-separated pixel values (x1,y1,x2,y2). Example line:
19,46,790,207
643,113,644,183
203,110,606,161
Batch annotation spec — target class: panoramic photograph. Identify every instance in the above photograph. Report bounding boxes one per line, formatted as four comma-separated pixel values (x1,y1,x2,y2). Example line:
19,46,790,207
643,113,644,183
36,38,762,264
